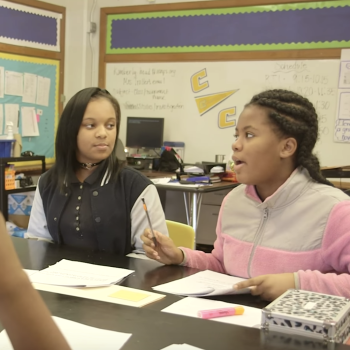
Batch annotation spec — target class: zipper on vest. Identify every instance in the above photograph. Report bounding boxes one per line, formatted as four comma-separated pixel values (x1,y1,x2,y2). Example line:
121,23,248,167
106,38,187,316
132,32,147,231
247,207,269,278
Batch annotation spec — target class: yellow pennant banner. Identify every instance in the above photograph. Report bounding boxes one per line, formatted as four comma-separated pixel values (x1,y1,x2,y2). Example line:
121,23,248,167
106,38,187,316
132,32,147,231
195,90,238,115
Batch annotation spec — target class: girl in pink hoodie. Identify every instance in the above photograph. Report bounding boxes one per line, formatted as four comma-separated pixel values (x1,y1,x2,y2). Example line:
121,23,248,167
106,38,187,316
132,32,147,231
141,89,350,301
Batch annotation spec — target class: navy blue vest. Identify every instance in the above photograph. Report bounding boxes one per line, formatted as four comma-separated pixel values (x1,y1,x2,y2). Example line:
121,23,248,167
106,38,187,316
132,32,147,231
39,167,152,255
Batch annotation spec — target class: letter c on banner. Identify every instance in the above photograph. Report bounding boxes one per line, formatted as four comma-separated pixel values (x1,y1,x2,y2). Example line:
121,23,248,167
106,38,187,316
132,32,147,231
218,107,236,129
191,69,209,93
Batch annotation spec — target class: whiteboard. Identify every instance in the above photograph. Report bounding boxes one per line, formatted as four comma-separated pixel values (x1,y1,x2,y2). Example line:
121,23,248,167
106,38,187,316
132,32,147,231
106,60,349,166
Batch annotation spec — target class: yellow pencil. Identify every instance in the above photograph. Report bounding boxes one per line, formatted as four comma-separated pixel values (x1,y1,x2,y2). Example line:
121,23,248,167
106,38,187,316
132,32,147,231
141,197,157,247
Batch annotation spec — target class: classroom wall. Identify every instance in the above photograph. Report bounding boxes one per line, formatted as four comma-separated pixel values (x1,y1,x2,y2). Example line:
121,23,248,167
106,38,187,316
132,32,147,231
38,0,211,103
87,0,211,90
37,0,350,170
36,0,89,103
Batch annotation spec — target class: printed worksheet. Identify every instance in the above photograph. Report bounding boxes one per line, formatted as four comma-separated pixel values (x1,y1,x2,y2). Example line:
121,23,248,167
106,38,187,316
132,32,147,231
4,71,23,96
23,73,38,103
4,104,19,134
36,76,50,106
21,106,39,137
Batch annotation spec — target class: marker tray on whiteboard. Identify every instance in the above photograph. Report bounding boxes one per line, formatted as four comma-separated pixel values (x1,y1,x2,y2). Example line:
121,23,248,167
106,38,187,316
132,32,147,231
261,289,350,343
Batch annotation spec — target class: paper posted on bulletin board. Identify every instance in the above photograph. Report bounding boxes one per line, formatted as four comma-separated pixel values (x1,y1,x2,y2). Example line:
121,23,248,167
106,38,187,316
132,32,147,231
334,49,350,144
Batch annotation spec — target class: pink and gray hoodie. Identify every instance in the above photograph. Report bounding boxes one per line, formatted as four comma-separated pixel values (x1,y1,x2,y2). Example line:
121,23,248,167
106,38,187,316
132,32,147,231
181,167,350,298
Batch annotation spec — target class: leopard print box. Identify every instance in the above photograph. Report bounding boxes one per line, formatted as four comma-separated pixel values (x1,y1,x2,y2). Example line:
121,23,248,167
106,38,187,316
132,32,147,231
261,289,350,343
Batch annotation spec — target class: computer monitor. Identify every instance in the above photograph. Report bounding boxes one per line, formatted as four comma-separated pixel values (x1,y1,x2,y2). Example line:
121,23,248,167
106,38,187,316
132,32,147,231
126,117,164,149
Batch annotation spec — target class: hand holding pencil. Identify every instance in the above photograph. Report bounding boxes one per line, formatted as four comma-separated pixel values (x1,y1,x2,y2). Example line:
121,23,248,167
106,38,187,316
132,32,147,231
140,198,184,265
141,197,158,248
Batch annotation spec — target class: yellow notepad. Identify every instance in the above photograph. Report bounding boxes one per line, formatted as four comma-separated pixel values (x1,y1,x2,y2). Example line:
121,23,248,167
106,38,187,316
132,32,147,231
109,290,149,302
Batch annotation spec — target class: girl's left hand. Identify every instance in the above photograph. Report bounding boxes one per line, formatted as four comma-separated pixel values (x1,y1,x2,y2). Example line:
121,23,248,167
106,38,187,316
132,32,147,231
234,273,295,301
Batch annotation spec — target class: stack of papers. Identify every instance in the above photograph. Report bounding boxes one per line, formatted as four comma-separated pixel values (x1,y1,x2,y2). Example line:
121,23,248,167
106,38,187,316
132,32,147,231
0,316,131,350
25,263,165,308
29,259,134,287
183,166,204,174
152,270,250,297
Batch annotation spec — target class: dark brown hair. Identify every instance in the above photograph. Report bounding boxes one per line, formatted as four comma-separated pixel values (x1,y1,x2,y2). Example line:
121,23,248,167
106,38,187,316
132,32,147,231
246,89,332,186
50,87,122,191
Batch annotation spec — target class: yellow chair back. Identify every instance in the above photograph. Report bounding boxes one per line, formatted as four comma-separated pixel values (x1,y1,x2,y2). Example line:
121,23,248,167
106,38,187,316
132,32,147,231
166,220,195,249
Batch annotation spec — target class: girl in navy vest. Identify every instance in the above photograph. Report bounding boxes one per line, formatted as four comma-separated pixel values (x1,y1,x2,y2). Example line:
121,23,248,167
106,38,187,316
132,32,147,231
28,87,168,254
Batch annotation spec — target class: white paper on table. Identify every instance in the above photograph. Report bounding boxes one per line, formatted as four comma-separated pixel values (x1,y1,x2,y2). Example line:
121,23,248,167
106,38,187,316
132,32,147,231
161,344,204,350
151,177,172,184
126,252,152,260
21,106,39,137
0,66,4,98
23,269,39,277
162,297,261,328
4,104,19,134
29,259,134,287
36,76,50,106
0,316,132,350
153,270,249,297
157,182,209,188
0,104,3,135
4,71,23,96
22,73,38,103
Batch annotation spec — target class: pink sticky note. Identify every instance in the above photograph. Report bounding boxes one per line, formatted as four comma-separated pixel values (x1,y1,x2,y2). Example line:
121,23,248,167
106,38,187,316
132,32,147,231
36,114,40,122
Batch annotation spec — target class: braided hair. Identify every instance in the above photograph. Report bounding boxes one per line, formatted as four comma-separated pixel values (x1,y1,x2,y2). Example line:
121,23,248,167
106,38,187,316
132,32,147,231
246,89,333,186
